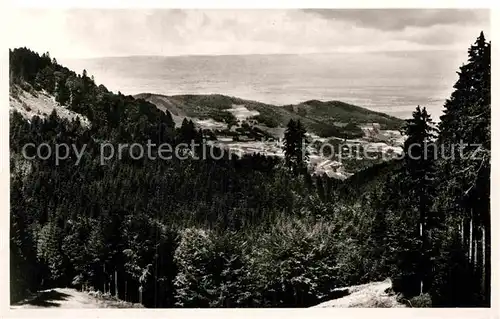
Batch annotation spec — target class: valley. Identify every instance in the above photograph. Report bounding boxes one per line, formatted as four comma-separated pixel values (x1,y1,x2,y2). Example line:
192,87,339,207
138,93,406,178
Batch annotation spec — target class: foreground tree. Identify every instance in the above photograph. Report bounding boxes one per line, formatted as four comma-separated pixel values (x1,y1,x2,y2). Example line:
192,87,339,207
436,31,491,306
388,106,438,297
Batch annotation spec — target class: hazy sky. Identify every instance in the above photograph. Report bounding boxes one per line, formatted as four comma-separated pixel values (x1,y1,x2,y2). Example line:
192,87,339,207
9,9,490,58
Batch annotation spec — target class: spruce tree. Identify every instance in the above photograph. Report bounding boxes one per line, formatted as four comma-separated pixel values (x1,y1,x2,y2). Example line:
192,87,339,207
436,31,491,306
393,106,438,296
283,119,309,175
56,79,70,105
440,31,491,144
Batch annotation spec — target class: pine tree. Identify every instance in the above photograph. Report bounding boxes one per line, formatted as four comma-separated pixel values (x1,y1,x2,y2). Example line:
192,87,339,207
436,31,491,306
56,79,70,105
440,31,491,144
283,119,309,175
36,221,66,284
392,106,438,297
179,118,197,144
10,177,39,301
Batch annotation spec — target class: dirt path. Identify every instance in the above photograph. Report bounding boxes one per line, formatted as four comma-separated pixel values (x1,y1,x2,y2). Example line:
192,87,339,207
13,280,404,308
311,279,406,308
11,288,142,309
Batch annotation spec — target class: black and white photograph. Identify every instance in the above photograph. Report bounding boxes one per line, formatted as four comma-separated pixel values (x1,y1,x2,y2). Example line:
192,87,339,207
5,5,493,311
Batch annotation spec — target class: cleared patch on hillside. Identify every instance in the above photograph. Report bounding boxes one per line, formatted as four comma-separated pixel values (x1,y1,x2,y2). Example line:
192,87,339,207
227,104,260,122
10,85,90,126
195,118,227,130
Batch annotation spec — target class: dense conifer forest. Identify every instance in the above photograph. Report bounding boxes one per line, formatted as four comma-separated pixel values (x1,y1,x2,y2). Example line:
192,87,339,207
9,32,490,307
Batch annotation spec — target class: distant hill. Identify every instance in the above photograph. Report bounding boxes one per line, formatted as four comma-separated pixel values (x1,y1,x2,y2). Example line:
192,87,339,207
135,93,404,139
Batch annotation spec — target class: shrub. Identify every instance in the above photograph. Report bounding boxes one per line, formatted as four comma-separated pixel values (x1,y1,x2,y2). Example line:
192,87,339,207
173,228,247,307
407,293,432,307
251,114,280,128
22,102,32,112
173,228,215,307
247,218,339,307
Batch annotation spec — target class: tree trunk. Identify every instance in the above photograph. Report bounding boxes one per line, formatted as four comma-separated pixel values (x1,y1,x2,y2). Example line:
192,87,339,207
474,237,478,269
154,250,158,307
103,264,106,294
463,217,468,256
469,215,473,264
482,225,486,301
420,222,424,296
459,219,464,246
485,219,491,305
114,270,118,298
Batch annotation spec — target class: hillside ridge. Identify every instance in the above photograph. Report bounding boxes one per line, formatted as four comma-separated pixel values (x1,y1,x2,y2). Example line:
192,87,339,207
135,92,404,139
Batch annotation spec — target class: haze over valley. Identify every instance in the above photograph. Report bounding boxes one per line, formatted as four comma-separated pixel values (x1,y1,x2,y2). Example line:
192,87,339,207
61,50,464,121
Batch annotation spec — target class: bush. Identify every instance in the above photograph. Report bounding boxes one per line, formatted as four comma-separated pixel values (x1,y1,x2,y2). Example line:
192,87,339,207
251,114,280,128
407,293,432,307
22,102,32,112
173,228,215,307
173,220,346,308
247,218,339,307
173,228,247,307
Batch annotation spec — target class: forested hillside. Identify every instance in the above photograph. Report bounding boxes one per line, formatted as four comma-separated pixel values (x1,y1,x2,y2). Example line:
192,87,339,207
135,92,404,138
9,32,490,308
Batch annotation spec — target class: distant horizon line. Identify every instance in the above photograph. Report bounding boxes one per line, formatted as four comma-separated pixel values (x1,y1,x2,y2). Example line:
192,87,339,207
44,49,461,60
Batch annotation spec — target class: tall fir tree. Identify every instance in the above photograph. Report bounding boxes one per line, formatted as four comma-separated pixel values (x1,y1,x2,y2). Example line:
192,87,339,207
440,31,491,144
283,119,309,175
391,106,438,297
436,31,491,306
